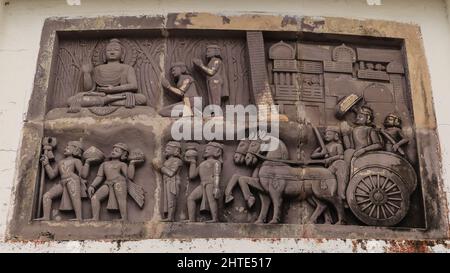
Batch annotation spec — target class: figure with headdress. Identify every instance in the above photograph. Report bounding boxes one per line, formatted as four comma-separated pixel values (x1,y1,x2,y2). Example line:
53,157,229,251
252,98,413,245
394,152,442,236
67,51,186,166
380,113,409,156
193,45,229,110
311,127,349,201
67,38,147,113
152,141,183,222
37,141,92,221
185,142,223,222
339,105,383,161
88,143,145,221
159,62,201,117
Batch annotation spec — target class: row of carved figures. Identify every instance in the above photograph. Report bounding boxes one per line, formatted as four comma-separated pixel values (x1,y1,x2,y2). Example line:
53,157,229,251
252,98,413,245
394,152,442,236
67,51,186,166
66,38,228,117
37,96,413,226
223,99,415,227
153,102,412,226
36,141,145,221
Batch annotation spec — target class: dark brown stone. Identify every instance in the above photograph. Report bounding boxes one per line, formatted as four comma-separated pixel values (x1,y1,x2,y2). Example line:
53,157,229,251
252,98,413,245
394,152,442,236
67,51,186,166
7,14,447,241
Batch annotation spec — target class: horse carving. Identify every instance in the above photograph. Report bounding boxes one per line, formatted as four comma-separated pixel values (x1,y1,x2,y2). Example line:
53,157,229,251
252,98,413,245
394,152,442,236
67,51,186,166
225,137,345,224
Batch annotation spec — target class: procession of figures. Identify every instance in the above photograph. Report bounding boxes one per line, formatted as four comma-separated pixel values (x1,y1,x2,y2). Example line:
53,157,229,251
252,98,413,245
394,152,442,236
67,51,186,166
35,37,420,227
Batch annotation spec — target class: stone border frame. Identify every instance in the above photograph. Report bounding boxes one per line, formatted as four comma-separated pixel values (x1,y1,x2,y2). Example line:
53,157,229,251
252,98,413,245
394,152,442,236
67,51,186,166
6,13,448,241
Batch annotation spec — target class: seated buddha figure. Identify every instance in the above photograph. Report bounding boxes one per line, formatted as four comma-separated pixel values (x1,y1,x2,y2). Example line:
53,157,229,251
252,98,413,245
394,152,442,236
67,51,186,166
67,39,147,113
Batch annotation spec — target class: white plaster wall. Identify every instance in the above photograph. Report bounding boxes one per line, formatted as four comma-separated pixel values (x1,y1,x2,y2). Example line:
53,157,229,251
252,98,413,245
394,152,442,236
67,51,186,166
0,0,449,252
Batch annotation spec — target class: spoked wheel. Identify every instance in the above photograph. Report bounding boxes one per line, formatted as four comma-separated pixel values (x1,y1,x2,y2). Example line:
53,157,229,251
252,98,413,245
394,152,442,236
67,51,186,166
346,167,410,227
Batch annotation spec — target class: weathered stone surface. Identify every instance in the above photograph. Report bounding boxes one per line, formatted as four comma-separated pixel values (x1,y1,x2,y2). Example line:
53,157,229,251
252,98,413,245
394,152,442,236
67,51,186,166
6,13,448,241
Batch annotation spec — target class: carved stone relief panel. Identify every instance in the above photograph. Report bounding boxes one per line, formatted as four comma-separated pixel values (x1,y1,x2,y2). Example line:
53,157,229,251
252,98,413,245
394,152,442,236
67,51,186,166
8,14,446,240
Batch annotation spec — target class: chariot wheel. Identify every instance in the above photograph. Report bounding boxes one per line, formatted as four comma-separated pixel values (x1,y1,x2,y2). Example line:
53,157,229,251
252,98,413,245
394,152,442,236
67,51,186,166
346,167,410,227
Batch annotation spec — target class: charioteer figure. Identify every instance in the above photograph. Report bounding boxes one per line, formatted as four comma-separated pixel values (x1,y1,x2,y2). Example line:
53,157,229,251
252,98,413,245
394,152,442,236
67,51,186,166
311,127,349,201
340,105,383,160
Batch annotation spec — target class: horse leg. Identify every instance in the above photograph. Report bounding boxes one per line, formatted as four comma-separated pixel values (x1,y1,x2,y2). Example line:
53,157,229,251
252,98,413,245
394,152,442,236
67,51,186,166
238,177,263,208
324,196,346,225
308,195,327,224
268,189,282,224
255,193,271,224
224,174,241,203
323,208,333,224
307,197,332,223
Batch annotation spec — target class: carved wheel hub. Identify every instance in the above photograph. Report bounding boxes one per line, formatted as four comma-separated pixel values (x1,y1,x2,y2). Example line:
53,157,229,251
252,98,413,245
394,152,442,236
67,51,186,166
347,168,410,227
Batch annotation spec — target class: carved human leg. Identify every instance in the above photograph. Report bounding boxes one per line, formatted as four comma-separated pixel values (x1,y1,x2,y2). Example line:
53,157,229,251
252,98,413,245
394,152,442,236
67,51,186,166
66,179,82,221
114,182,128,221
205,184,219,223
36,184,63,221
161,182,177,222
89,185,109,221
330,160,349,201
110,93,147,107
67,93,125,113
187,185,203,222
167,191,177,221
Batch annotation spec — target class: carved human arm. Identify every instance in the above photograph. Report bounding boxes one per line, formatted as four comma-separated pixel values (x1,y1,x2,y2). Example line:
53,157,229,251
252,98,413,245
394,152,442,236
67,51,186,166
394,130,409,149
339,121,354,150
40,155,58,180
161,158,182,177
89,163,105,194
80,159,95,179
194,58,220,76
213,161,221,199
188,161,199,180
74,159,85,179
82,64,96,92
124,163,133,182
311,147,327,159
163,78,192,98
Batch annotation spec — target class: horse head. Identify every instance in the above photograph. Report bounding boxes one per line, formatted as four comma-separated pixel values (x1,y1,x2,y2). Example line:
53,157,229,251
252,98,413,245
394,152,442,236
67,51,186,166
244,139,263,167
234,139,251,165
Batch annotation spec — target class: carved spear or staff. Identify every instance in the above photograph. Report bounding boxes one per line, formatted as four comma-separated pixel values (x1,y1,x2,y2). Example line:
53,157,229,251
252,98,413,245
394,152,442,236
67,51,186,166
37,137,57,218
313,126,328,157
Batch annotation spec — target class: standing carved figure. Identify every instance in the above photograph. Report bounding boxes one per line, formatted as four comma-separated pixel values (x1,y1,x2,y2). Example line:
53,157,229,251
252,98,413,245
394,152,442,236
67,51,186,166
37,141,91,221
159,62,201,117
193,45,229,108
88,143,144,221
152,141,183,222
311,127,349,201
185,142,223,222
67,38,147,112
380,113,409,156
